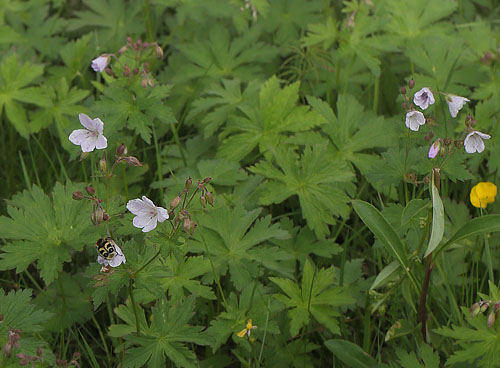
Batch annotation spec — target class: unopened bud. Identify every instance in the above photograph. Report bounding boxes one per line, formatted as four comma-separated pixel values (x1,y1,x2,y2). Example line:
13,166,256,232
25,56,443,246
202,177,212,184
105,67,113,76
19,358,28,366
185,177,192,190
143,42,149,48
85,186,95,195
425,135,430,141
488,311,496,328
470,302,481,317
133,67,139,75
37,347,43,357
102,213,109,221
73,352,81,359
200,194,206,209
170,195,181,210
156,45,164,59
72,191,84,200
127,36,133,44
428,131,434,138
480,300,490,313
141,78,148,88
91,207,105,225
400,86,406,95
99,159,107,173
143,62,149,72
117,143,126,156
118,45,128,55
125,156,142,166
4,341,11,356
454,140,464,149
206,191,214,206
16,354,27,360
401,102,407,111
183,217,196,235
408,78,415,89
123,65,130,77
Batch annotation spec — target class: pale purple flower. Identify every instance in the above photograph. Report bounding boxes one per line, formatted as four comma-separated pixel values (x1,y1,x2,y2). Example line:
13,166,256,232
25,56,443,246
69,113,108,152
428,140,440,158
405,110,426,131
91,55,110,72
413,87,435,110
126,196,169,232
464,130,491,154
97,243,126,267
446,94,470,118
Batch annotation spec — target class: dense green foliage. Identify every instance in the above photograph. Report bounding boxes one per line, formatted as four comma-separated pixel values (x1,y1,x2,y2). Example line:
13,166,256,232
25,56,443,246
1,0,500,366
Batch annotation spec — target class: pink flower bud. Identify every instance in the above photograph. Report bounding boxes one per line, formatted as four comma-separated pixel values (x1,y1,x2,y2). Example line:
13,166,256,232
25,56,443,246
85,186,95,195
117,143,126,156
37,347,43,357
72,191,84,200
91,207,105,225
141,79,148,89
156,45,164,59
400,86,406,95
185,177,192,190
408,78,415,89
206,191,214,206
170,196,181,210
124,156,142,166
118,46,128,55
488,311,496,328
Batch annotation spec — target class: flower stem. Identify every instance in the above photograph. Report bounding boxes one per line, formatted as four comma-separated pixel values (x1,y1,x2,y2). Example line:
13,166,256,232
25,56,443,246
144,0,153,42
203,241,228,311
128,279,141,334
480,207,494,282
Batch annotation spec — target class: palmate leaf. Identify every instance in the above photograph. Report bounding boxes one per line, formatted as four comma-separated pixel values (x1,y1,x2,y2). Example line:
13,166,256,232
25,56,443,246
309,94,396,179
109,296,212,368
193,203,289,291
249,144,354,239
0,183,95,285
270,259,354,336
0,54,50,138
217,76,325,162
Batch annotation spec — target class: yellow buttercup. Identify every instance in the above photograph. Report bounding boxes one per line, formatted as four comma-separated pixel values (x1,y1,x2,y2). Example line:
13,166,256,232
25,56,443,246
470,182,497,208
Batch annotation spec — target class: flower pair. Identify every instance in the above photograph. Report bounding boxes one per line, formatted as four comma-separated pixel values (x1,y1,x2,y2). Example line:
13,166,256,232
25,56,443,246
413,87,469,118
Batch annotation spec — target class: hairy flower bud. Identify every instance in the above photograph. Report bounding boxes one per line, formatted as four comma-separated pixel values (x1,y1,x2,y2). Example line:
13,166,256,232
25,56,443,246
488,311,496,328
72,191,84,200
91,207,105,225
85,186,95,195
185,177,192,190
408,78,415,89
400,86,406,95
183,217,196,235
200,194,206,209
18,358,28,366
124,156,142,166
156,44,164,59
170,195,181,210
117,143,126,156
99,159,107,173
206,191,214,206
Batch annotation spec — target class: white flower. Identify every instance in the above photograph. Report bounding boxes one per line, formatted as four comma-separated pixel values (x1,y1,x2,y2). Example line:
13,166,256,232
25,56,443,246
464,130,491,154
97,243,126,267
69,113,108,152
91,55,110,72
126,196,169,232
405,110,426,131
413,87,435,110
446,94,470,118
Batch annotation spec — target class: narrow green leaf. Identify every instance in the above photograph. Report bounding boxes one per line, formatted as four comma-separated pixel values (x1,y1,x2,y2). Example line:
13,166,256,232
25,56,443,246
325,339,385,368
434,215,500,259
370,261,400,290
352,200,409,270
425,182,444,257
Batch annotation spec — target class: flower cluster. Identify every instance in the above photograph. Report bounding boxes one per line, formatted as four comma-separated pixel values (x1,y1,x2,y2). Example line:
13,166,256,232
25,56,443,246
470,182,497,209
470,300,500,329
400,81,490,156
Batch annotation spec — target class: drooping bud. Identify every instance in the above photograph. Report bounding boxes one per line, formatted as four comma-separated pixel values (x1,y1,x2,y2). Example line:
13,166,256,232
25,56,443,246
72,191,84,200
401,102,408,111
156,44,164,59
185,177,192,190
470,302,481,317
99,159,107,173
85,186,95,195
206,191,214,206
141,78,148,89
18,358,28,366
170,195,181,210
124,156,142,166
183,217,196,235
479,300,490,313
454,140,464,149
91,207,105,225
202,177,212,184
488,311,496,328
117,143,126,156
105,67,113,76
118,46,128,55
200,194,206,209
408,78,415,89
400,86,406,95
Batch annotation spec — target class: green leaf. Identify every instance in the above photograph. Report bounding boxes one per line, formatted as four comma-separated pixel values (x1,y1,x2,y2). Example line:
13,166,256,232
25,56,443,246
424,181,444,256
270,259,354,336
250,145,354,238
325,339,386,368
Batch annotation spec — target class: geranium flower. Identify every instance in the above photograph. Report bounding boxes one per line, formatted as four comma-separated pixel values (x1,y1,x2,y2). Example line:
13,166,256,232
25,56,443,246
405,111,426,131
69,113,108,152
470,182,497,209
97,243,126,267
428,140,440,158
91,55,110,72
464,130,491,153
413,87,435,110
446,94,470,118
237,319,257,338
126,196,169,232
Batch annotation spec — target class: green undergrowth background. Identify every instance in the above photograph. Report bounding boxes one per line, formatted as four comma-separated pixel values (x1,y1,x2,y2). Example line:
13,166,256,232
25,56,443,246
1,0,500,367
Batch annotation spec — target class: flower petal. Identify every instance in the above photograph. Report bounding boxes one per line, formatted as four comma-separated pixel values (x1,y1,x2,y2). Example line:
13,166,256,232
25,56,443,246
127,198,152,215
141,196,156,208
79,113,96,131
80,135,98,153
157,207,169,222
93,118,104,134
95,134,108,150
69,129,91,145
141,217,158,232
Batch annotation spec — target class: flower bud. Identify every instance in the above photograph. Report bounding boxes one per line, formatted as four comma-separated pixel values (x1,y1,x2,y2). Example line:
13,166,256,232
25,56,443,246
185,177,192,190
202,177,212,184
206,191,214,206
156,44,164,59
141,78,148,89
200,194,206,209
143,62,149,72
72,191,84,200
85,186,95,195
127,36,133,44
117,143,126,156
118,45,128,55
123,65,130,77
125,156,142,166
183,217,196,235
91,207,105,225
73,352,81,359
170,195,181,210
133,67,139,75
19,358,28,366
105,67,113,76
4,341,11,356
480,300,490,313
428,131,434,138
488,311,496,328
143,42,149,48
37,347,43,357
470,302,481,317
408,78,415,89
400,86,406,95
401,102,407,111
99,159,107,173
454,140,464,149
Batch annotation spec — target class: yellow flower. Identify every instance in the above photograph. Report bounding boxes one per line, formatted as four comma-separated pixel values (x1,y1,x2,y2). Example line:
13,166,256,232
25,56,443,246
237,319,257,338
470,182,497,208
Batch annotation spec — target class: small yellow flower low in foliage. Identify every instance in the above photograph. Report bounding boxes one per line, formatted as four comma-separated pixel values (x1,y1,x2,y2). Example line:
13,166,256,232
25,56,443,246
470,182,497,208
237,319,257,338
